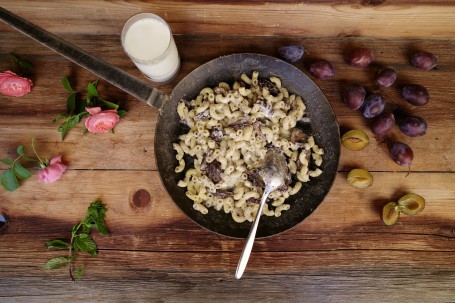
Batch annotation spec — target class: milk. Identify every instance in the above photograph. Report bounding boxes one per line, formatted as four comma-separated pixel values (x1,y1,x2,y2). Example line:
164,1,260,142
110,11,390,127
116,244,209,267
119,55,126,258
122,14,180,82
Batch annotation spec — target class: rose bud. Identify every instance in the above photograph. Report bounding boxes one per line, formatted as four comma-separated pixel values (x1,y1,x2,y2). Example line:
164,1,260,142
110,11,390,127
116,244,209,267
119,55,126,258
0,70,33,97
84,107,120,133
38,155,68,183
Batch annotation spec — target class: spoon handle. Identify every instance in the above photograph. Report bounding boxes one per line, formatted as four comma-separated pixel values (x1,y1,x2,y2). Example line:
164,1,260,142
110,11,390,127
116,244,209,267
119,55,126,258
235,186,272,279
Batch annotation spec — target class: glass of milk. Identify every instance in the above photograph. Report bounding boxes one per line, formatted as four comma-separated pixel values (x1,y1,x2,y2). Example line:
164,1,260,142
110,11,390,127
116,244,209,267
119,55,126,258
121,13,180,83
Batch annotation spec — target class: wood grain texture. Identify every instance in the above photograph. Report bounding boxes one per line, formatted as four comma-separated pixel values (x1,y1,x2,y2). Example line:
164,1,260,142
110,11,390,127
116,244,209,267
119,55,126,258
1,0,455,38
0,1,454,302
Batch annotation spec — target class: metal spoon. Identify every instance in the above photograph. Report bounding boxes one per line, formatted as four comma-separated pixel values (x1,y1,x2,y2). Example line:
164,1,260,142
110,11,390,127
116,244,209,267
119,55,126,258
235,150,288,279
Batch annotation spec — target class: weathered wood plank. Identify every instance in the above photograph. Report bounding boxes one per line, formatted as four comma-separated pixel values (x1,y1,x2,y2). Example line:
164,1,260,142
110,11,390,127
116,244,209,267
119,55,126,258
1,0,455,38
0,171,453,254
0,250,454,303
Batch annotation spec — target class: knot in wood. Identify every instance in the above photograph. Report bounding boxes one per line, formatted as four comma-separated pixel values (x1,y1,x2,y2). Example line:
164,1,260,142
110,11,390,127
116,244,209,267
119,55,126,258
131,189,151,209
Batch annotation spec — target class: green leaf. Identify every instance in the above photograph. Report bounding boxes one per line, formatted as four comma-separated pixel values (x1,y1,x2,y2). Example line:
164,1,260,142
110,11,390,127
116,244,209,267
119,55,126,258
17,146,25,156
58,114,82,140
94,218,108,235
10,53,33,71
73,235,97,256
61,76,73,93
117,110,128,118
0,158,13,165
75,266,85,278
87,83,98,97
45,239,70,249
1,169,19,192
16,146,36,162
87,200,108,235
18,58,33,71
98,99,119,110
67,92,77,115
43,256,73,270
72,222,82,235
13,162,32,180
89,199,107,214
81,219,93,234
52,113,67,124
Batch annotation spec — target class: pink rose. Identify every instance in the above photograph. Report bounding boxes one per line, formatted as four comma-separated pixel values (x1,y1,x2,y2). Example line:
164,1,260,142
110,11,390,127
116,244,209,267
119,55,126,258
38,155,67,183
84,107,120,133
0,70,33,97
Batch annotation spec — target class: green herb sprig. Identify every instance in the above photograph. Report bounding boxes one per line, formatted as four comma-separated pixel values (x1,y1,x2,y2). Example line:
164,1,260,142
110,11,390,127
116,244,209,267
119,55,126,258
44,199,108,281
0,139,45,192
53,76,127,140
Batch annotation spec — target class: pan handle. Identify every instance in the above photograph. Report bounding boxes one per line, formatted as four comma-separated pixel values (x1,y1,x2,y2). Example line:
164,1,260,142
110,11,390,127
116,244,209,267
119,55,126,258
0,7,170,112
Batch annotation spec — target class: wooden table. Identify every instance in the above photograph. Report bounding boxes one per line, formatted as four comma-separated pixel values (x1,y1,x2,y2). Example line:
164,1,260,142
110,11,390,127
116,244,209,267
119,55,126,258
1,1,454,302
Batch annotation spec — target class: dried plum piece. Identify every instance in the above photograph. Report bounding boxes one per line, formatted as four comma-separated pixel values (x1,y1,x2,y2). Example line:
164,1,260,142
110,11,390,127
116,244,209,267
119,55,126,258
210,127,224,142
229,116,253,130
247,168,265,188
252,120,265,133
246,197,260,204
195,109,211,120
257,78,280,96
199,152,212,171
212,190,234,199
255,97,267,105
205,160,223,184
231,123,250,130
290,128,308,144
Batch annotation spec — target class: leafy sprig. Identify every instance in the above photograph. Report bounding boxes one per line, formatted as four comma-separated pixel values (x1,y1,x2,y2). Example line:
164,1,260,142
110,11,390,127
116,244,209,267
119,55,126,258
9,53,33,75
53,77,127,140
44,199,108,281
0,139,44,192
